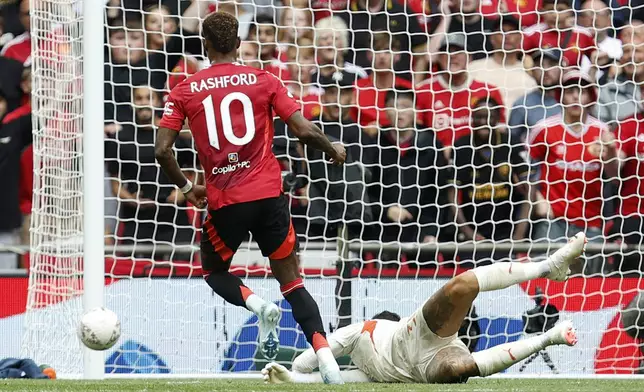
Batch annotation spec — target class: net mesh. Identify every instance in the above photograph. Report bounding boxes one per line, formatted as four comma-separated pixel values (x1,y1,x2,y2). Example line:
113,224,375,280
20,0,644,376
21,0,85,373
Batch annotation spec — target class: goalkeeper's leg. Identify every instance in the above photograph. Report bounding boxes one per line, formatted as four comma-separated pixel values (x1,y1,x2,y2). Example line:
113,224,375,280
425,320,578,383
421,233,586,339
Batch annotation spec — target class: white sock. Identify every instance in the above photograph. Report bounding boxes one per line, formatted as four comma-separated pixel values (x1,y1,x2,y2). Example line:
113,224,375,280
245,294,266,315
471,334,550,377
316,347,340,371
473,262,551,292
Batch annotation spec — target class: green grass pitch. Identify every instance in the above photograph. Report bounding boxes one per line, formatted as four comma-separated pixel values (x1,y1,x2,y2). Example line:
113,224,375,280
2,379,644,392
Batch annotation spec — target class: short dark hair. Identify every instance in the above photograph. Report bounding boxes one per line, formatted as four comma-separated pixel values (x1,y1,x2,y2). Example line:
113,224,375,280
471,95,501,111
250,14,277,36
202,12,239,54
372,30,400,51
107,17,142,38
385,88,415,106
372,311,401,322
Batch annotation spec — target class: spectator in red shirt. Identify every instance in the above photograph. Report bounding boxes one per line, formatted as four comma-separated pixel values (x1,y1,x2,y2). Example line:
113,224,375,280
614,113,644,270
284,41,322,120
522,0,596,68
480,0,541,27
351,31,413,136
308,0,348,21
528,70,618,274
0,0,30,65
251,15,292,81
416,33,505,156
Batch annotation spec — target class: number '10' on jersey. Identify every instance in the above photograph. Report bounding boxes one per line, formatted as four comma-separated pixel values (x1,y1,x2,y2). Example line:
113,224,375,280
160,62,300,210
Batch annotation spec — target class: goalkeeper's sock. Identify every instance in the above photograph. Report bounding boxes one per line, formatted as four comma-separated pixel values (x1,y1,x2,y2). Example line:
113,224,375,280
206,271,262,311
472,262,551,292
471,334,550,376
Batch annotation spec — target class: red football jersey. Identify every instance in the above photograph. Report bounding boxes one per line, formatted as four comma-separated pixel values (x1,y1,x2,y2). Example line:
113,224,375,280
615,114,644,216
264,59,292,82
1,32,31,65
351,75,413,127
528,114,609,227
415,77,505,147
160,62,300,210
480,0,541,27
523,24,595,67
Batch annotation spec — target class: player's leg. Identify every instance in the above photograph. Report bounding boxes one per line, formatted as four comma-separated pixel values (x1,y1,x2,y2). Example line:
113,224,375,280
201,207,275,321
253,195,343,384
422,233,587,338
425,320,577,383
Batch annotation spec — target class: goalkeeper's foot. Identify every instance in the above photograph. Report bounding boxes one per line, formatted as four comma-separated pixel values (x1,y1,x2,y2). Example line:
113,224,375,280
546,233,587,282
258,302,281,361
546,320,578,346
319,358,344,385
262,362,293,384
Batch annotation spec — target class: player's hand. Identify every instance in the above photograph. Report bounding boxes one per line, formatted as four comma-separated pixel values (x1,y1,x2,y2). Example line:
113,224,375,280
423,235,437,243
184,184,207,209
166,189,186,205
591,50,612,68
329,143,346,166
261,362,293,384
387,206,413,223
134,192,156,209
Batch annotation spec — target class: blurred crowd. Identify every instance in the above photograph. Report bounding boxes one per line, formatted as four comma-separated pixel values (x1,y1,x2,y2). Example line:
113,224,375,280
2,0,644,275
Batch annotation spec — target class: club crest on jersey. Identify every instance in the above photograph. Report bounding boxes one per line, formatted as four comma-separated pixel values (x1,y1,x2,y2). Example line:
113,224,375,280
228,152,239,163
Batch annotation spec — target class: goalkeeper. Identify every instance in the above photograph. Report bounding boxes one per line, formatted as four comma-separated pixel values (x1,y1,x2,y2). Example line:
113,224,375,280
263,234,585,384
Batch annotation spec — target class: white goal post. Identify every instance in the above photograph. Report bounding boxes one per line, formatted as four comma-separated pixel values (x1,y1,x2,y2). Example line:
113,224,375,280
17,0,644,380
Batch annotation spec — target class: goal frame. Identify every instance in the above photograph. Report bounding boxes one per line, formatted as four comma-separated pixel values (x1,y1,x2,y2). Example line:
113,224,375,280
82,0,105,380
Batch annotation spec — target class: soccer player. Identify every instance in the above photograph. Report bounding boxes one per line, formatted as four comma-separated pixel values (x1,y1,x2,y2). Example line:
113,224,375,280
155,12,346,384
262,233,586,384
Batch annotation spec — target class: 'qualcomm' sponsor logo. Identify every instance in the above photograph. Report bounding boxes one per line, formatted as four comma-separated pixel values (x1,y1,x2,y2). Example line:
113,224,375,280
212,161,251,175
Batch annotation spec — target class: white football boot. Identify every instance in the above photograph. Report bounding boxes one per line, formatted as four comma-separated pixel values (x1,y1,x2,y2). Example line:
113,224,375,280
258,302,281,360
546,320,578,347
546,233,587,281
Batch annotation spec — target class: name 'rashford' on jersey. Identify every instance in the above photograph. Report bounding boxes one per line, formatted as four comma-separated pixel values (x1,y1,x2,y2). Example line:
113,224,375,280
160,62,300,210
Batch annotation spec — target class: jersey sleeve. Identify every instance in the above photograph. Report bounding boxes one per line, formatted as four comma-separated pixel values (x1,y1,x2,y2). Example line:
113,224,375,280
616,118,637,156
527,122,548,161
291,322,363,374
270,73,301,122
159,85,187,131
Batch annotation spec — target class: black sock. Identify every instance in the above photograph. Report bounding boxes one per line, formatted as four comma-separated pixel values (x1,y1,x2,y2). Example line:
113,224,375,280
206,271,253,308
281,278,326,346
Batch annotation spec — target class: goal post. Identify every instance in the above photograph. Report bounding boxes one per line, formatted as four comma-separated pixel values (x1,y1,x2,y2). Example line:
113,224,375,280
20,0,105,378
82,0,106,380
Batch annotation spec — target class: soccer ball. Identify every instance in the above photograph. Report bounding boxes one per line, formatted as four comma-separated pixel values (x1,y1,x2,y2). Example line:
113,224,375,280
77,307,121,351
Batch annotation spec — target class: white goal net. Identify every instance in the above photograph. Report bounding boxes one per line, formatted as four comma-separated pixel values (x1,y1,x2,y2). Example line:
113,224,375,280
19,0,644,377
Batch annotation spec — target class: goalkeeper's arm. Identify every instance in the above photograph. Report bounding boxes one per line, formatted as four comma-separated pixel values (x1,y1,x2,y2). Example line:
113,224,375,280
262,362,372,384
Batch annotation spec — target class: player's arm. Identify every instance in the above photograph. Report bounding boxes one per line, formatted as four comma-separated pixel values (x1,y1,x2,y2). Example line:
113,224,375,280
286,111,346,165
262,363,372,384
155,127,207,208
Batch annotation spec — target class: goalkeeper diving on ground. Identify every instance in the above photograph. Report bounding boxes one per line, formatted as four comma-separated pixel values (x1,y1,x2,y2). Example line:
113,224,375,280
262,233,586,384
